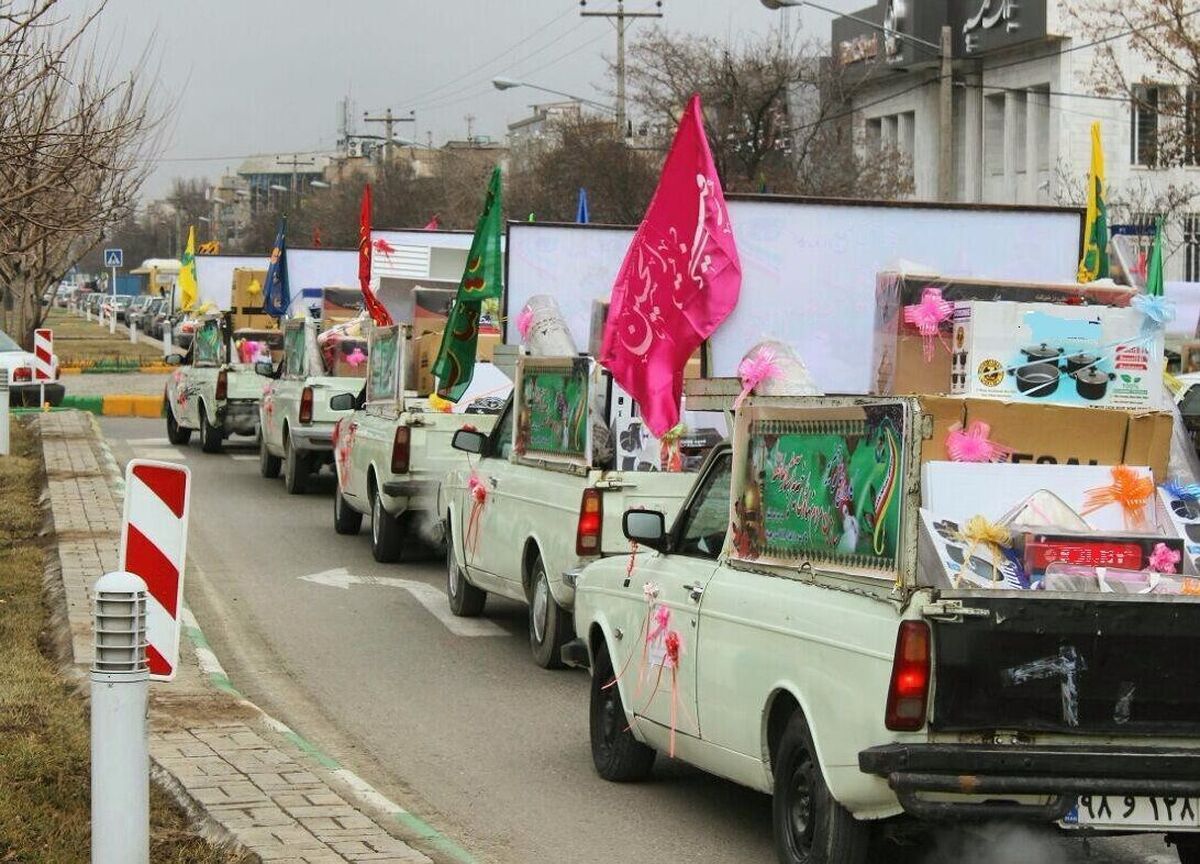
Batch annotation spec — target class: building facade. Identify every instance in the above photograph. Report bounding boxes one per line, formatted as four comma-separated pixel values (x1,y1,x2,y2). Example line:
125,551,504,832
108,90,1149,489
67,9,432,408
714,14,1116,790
832,0,1200,281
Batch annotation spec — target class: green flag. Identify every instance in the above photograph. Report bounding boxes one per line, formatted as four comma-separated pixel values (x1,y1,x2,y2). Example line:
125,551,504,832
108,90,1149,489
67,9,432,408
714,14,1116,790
1146,217,1164,298
433,166,503,401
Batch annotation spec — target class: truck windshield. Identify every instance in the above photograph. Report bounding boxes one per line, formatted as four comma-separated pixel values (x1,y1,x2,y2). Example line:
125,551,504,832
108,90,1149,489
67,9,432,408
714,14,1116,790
675,452,733,560
0,331,20,352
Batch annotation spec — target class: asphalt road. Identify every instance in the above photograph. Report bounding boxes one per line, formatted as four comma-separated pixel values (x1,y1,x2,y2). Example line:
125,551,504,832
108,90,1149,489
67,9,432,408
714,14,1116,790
101,415,1178,864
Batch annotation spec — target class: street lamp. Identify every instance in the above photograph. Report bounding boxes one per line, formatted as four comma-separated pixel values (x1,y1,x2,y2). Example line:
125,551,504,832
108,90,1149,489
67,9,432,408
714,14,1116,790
491,76,616,114
310,180,330,189
758,0,939,50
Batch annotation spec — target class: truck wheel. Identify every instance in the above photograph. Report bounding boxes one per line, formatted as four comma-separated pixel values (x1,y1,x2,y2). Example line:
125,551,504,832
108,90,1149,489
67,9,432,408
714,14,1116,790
1171,835,1200,864
370,490,402,563
283,435,307,495
772,711,870,864
590,641,655,781
199,404,222,454
333,488,362,535
166,406,191,445
529,555,570,669
446,523,486,616
258,432,281,478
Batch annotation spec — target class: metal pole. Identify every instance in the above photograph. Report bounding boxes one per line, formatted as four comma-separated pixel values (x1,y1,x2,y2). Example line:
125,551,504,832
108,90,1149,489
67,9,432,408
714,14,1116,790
616,1,626,139
90,571,150,864
0,369,9,456
938,25,954,202
109,266,117,334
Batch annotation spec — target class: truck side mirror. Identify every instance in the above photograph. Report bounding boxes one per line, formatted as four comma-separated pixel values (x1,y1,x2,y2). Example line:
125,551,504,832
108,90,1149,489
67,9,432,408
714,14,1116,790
623,509,667,553
255,360,274,377
165,354,182,366
329,392,355,411
452,428,487,455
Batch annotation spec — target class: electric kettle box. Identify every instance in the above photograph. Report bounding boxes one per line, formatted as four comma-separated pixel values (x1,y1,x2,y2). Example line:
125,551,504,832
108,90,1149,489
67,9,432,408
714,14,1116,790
949,300,1163,409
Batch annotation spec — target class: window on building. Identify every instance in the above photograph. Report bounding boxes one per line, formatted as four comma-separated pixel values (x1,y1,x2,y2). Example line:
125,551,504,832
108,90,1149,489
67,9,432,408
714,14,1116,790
1011,90,1028,173
1132,84,1167,167
1186,214,1200,282
985,93,1006,176
1029,85,1051,171
866,117,882,151
882,114,898,149
1187,87,1200,167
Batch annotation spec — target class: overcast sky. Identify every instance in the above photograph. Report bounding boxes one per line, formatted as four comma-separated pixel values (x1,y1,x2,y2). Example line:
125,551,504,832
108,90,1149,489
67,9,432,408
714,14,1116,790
73,0,855,199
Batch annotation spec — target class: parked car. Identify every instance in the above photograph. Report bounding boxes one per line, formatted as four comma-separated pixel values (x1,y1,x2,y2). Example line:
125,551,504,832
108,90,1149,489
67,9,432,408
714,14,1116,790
0,327,64,406
129,296,164,335
164,315,279,452
257,317,363,494
332,323,505,563
570,393,1200,864
101,294,133,321
124,294,153,326
440,356,696,668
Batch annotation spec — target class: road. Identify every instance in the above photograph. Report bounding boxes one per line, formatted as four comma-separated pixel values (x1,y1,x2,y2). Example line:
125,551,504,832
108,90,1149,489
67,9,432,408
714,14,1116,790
101,415,1177,864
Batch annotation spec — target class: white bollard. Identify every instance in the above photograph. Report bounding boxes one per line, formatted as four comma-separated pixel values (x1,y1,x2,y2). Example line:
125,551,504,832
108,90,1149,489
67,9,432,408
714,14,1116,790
130,321,138,344
86,306,92,322
163,323,173,359
91,571,149,864
0,369,9,456
109,307,116,334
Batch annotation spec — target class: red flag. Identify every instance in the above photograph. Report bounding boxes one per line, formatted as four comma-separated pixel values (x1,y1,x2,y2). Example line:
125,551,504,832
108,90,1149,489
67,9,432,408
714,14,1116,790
358,185,393,326
600,93,741,436
312,226,323,247
423,214,440,230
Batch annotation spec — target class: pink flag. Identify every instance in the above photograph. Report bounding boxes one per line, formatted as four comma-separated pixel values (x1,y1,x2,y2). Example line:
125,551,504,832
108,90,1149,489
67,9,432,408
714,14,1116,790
423,214,441,230
600,94,740,436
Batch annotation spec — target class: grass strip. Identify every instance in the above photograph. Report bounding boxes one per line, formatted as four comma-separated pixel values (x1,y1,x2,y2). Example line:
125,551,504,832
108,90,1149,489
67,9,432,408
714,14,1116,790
0,421,252,863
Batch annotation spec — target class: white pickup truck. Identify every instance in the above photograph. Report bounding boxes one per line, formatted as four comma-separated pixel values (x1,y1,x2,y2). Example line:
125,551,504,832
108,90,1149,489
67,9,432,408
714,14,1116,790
258,317,364,494
570,390,1200,864
165,316,281,453
331,323,503,563
441,355,698,668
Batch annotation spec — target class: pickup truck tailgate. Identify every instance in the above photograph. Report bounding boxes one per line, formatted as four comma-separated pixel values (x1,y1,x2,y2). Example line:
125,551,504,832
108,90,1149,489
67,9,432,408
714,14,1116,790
929,594,1200,736
599,471,695,555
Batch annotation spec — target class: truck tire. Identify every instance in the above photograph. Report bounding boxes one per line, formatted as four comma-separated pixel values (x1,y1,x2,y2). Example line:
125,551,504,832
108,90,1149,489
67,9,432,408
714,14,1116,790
166,405,191,445
590,641,655,782
333,487,362,535
283,435,307,495
446,523,486,616
1171,835,1200,864
772,711,870,864
370,490,402,563
199,403,222,454
529,555,570,669
259,432,281,478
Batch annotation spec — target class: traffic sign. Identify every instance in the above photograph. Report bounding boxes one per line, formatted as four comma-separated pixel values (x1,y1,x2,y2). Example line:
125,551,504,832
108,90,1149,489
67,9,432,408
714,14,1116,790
103,248,123,268
32,329,52,380
118,460,191,681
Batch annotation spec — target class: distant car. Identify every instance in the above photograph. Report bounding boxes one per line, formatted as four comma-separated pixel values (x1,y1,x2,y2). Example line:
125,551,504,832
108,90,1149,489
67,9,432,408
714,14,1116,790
102,295,133,321
0,327,64,406
130,297,164,335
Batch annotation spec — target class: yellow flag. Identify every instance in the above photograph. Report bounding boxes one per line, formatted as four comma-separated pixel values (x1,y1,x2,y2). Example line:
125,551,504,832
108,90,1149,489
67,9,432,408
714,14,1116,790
1077,122,1109,283
179,225,198,310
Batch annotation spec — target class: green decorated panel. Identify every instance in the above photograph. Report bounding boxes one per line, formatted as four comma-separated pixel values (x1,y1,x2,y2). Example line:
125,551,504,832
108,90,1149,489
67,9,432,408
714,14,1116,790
515,363,588,458
367,326,400,404
194,319,223,366
733,407,904,570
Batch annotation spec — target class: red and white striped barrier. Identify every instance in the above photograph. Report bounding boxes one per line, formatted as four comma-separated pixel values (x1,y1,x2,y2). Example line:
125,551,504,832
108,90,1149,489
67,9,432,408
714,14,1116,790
33,328,52,380
118,460,191,681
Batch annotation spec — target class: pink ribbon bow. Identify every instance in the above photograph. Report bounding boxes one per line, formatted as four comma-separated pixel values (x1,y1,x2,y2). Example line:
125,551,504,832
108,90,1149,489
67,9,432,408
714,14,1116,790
945,421,1013,463
734,345,781,410
903,286,953,362
1148,542,1181,574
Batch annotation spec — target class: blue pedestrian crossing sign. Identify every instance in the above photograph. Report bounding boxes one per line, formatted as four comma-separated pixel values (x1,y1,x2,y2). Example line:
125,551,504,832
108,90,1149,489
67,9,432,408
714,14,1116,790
103,248,123,268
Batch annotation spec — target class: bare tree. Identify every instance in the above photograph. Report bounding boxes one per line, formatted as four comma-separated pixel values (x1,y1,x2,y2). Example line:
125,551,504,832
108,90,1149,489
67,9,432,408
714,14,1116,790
623,28,913,198
0,0,161,346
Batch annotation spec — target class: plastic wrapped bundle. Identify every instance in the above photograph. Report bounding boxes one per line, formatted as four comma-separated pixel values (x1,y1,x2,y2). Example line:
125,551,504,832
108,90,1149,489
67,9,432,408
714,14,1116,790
520,295,578,357
735,340,821,407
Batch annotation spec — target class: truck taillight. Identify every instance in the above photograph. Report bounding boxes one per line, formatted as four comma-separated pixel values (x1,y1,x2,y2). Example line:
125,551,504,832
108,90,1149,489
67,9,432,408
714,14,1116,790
575,488,603,557
885,621,931,732
11,366,31,382
215,369,228,401
391,426,410,475
299,386,314,424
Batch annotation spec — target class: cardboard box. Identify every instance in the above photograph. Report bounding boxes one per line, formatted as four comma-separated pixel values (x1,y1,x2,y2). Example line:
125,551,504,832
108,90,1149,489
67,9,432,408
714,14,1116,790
413,330,499,395
918,396,1172,480
232,267,268,314
412,287,457,336
949,300,1164,409
873,273,1134,396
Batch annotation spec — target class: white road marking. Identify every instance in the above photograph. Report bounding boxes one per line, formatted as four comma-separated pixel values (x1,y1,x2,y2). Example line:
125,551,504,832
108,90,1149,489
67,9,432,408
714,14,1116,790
134,447,187,461
180,606,226,677
126,437,172,446
299,568,508,637
229,454,258,461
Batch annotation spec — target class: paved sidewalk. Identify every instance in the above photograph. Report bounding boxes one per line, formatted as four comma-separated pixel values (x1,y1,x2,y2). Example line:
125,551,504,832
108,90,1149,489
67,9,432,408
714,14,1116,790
36,411,438,864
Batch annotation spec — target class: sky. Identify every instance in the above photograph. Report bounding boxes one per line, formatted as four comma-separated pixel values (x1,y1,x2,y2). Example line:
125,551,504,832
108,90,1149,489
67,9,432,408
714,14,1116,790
70,0,856,200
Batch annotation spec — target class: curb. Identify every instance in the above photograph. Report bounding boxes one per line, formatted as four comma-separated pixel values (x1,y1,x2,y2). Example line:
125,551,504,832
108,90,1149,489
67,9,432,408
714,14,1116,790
56,394,163,417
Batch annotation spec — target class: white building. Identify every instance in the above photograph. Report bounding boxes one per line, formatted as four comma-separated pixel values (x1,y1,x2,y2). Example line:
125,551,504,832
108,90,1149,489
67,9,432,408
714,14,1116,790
832,0,1200,281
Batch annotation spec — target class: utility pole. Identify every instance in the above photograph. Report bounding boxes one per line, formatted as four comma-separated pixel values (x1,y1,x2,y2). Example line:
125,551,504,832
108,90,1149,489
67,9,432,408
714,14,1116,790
580,0,663,139
276,154,317,208
937,25,953,202
362,107,416,162
465,113,475,143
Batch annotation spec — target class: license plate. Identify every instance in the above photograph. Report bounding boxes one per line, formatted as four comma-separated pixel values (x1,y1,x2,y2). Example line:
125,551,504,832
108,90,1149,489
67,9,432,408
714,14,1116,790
1062,795,1200,830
